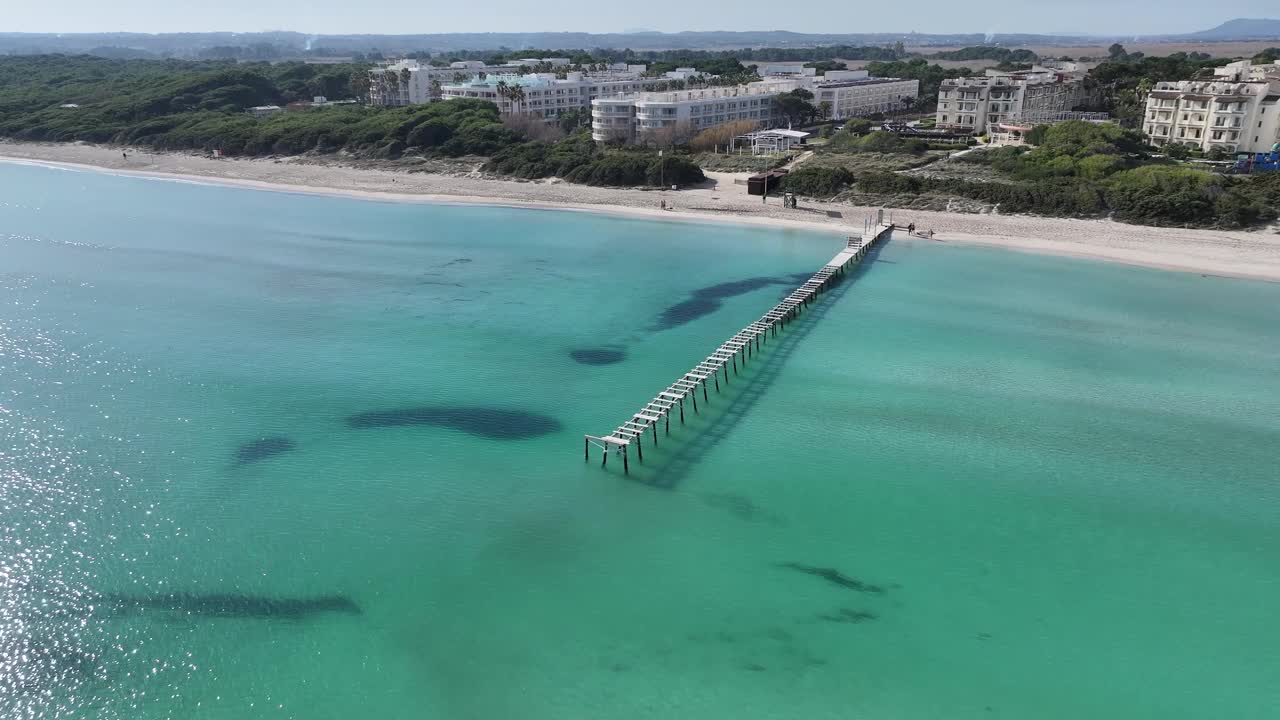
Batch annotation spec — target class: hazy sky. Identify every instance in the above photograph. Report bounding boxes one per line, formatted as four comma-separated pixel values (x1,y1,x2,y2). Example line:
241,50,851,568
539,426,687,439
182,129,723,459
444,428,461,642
4,0,1274,36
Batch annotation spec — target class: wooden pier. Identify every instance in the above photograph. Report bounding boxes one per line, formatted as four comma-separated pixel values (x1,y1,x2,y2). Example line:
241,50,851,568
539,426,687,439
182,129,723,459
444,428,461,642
585,222,893,474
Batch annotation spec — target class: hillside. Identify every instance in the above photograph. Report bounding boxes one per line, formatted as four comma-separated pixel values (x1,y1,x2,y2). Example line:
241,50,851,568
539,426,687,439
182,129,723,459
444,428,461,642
1184,18,1280,40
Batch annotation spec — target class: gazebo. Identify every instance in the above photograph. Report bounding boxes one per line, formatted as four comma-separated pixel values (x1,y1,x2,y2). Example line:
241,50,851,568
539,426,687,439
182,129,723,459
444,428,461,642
731,129,811,156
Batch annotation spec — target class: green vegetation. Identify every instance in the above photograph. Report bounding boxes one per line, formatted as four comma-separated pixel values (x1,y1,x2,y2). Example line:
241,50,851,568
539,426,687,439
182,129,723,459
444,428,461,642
0,55,706,189
482,131,704,187
771,88,818,126
688,152,787,173
825,129,929,154
847,122,1279,228
863,58,974,108
802,125,950,177
841,118,873,135
644,57,756,81
926,47,1037,63
782,166,854,196
1084,51,1232,127
804,61,848,75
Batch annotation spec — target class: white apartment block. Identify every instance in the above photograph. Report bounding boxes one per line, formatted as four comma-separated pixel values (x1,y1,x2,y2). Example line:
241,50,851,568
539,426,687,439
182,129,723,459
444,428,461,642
440,72,666,122
1142,59,1280,154
591,81,799,144
936,67,1084,134
810,71,920,120
591,72,919,144
368,60,519,106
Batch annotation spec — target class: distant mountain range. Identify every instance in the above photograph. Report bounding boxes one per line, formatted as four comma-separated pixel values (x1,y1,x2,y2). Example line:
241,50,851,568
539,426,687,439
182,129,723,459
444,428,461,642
0,20,1277,58
1185,18,1280,40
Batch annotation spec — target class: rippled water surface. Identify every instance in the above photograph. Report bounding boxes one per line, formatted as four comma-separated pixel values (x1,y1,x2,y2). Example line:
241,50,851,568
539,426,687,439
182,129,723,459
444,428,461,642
2,162,1278,719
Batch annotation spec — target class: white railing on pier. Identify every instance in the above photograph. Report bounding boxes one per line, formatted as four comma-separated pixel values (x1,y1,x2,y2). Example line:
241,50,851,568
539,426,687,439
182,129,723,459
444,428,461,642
584,222,894,473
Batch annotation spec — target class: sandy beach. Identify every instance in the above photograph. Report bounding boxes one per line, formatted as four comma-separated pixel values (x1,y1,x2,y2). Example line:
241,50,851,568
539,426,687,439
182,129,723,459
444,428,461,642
4,140,1279,282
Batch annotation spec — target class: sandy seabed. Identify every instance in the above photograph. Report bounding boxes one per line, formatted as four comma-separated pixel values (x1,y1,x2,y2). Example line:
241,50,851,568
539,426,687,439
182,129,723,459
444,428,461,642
3,140,1279,282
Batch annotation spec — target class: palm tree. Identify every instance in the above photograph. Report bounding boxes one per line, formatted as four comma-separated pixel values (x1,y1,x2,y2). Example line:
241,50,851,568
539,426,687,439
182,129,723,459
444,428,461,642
509,85,526,115
399,67,411,103
384,70,400,105
350,69,371,103
495,80,510,113
429,78,442,100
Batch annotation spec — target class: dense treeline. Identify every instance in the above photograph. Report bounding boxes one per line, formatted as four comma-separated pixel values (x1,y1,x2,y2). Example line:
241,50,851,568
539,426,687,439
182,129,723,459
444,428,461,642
856,167,1277,227
482,131,705,187
0,53,515,157
0,54,367,143
0,55,706,188
926,47,1037,62
855,121,1274,225
1082,50,1234,126
863,58,975,107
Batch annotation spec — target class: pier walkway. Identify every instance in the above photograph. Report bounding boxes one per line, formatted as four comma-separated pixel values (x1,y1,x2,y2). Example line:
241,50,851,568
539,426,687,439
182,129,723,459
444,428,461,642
585,222,893,474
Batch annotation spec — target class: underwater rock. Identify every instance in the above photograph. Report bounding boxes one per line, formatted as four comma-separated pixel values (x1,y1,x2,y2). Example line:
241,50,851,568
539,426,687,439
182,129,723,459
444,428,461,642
569,347,626,365
346,406,562,440
817,608,878,624
95,592,362,620
233,436,296,466
653,275,801,330
777,563,885,594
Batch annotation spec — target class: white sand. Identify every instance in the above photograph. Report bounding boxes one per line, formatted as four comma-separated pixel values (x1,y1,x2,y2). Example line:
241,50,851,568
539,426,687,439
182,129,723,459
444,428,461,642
4,140,1279,282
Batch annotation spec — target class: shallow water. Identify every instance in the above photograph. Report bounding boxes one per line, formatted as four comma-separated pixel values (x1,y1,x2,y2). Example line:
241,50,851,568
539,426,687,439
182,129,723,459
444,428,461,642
2,162,1278,719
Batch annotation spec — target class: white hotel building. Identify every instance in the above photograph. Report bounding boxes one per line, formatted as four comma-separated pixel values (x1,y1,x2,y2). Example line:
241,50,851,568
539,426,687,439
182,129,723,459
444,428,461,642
936,67,1084,134
591,81,797,144
1142,59,1280,154
807,71,920,120
592,72,919,144
440,72,666,122
368,58,611,106
368,60,508,106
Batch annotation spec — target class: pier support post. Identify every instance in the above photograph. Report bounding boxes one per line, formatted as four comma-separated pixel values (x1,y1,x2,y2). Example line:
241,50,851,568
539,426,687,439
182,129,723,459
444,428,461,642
732,354,737,375
652,422,658,447
623,446,629,475
702,380,708,403
692,391,698,414
585,437,589,462
637,438,643,462
679,397,685,424
602,447,607,468
714,374,720,393
665,412,669,436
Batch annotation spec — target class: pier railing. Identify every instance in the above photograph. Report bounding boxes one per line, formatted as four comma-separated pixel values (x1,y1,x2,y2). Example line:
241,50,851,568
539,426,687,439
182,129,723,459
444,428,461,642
584,222,894,474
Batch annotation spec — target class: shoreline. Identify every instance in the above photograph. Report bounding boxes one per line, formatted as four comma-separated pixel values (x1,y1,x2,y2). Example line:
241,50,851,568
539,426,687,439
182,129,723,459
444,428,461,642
3,141,1279,282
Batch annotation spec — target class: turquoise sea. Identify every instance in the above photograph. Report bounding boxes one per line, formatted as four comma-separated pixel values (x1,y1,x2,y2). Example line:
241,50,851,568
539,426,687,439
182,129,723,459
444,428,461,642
2,161,1278,719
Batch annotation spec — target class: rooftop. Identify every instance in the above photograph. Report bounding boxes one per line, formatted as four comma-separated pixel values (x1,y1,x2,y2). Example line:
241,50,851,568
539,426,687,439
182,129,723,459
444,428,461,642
607,81,799,105
813,77,913,89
